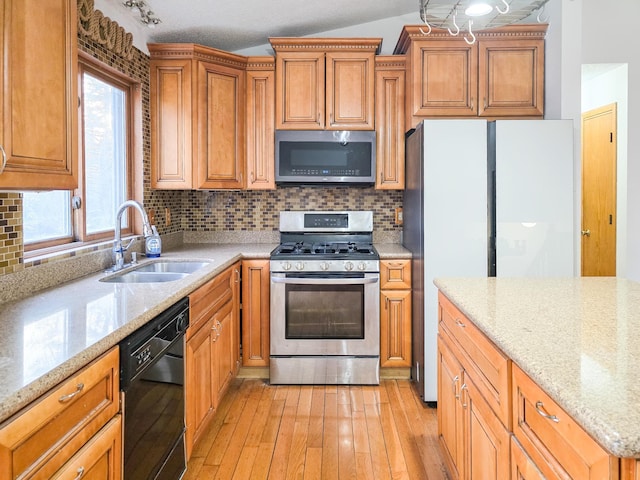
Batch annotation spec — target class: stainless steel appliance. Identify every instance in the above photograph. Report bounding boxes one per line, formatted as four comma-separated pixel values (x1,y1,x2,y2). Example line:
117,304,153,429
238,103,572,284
275,130,376,185
403,119,574,402
270,211,380,384
119,297,189,480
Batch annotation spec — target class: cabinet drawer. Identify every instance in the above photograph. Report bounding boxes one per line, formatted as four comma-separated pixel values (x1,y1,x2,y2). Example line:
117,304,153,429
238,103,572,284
380,260,411,289
438,292,510,427
512,364,615,480
511,435,548,480
0,347,120,480
189,266,234,335
51,415,122,480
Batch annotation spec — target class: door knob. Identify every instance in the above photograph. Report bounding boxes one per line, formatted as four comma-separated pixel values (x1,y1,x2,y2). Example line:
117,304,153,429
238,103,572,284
581,229,591,237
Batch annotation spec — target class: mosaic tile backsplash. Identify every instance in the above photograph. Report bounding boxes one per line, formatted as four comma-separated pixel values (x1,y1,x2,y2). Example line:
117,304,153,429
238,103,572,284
0,6,403,278
0,193,23,274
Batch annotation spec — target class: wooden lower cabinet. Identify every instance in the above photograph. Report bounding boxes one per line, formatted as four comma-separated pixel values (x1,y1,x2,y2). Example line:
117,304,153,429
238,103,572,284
438,291,638,480
512,364,615,480
380,260,412,368
241,260,270,367
438,332,510,480
465,375,510,480
0,347,120,480
185,262,240,459
51,415,122,480
437,334,465,480
511,436,547,480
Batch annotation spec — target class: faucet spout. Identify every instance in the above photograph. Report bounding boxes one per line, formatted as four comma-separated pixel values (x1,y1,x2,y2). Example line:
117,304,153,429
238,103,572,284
112,200,153,271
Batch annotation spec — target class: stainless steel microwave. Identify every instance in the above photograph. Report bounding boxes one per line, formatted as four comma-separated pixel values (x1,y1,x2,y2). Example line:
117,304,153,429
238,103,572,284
275,130,376,185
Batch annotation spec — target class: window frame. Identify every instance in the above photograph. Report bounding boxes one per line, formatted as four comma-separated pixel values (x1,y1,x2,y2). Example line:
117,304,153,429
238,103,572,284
24,52,139,254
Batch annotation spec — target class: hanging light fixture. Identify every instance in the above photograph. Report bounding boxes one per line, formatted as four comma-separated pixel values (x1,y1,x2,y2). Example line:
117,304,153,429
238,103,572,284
123,0,161,28
419,0,550,44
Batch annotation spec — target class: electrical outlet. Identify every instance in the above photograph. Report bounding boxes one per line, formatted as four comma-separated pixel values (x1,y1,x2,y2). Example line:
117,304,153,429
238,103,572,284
395,207,403,225
148,208,155,225
165,207,171,226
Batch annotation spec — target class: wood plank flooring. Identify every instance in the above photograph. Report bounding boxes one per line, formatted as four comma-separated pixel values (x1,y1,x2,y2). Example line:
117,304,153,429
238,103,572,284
184,378,449,480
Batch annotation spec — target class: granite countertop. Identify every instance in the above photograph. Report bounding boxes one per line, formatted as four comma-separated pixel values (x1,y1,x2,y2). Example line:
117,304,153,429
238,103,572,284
434,277,640,459
0,242,409,425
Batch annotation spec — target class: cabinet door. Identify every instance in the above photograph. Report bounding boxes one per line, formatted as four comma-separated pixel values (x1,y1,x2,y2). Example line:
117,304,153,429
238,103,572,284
185,320,215,460
196,61,245,189
275,52,325,129
478,39,544,117
0,0,77,190
437,335,465,480
380,290,412,367
408,39,477,125
246,61,275,189
150,59,193,189
375,59,405,189
326,52,375,130
241,260,270,367
51,416,122,480
213,300,235,406
464,375,511,480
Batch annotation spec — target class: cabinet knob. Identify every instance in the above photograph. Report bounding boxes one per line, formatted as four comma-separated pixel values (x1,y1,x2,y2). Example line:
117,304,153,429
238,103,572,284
581,229,591,237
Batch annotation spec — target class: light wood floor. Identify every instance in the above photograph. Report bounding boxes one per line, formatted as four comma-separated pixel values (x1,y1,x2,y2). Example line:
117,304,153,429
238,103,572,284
184,378,449,480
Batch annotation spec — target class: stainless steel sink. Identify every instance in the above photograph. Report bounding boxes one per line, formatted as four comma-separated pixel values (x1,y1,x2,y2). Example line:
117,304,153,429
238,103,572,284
133,261,210,274
100,260,210,283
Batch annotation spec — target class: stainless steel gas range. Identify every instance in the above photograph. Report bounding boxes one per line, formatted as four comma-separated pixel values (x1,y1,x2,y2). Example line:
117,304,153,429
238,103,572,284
269,211,380,385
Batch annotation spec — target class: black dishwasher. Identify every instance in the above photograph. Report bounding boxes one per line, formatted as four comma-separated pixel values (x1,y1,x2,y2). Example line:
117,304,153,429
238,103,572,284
119,297,189,480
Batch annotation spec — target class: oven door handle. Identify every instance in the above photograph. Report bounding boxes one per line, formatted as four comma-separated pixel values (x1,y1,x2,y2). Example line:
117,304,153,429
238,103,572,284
271,276,379,285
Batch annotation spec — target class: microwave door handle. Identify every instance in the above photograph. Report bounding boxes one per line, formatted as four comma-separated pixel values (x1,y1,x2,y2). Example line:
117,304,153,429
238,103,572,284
271,277,379,285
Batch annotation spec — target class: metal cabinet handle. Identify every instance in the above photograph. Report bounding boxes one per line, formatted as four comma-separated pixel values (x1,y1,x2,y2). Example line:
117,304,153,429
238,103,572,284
535,401,560,423
453,375,460,399
581,229,591,237
455,318,466,328
460,383,468,408
212,323,218,342
58,383,84,403
0,145,6,174
216,320,222,338
73,467,85,480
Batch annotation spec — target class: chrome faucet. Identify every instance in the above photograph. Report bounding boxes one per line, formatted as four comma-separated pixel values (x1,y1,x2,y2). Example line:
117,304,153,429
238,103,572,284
112,200,153,271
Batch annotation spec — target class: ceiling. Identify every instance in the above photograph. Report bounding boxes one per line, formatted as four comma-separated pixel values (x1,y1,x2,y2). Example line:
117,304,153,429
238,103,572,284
96,0,550,54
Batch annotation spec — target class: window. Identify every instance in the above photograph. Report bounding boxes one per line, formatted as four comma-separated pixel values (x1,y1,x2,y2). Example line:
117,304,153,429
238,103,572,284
23,55,136,251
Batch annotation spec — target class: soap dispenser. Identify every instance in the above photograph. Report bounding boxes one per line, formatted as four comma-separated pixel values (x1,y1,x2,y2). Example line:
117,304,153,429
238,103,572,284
145,226,162,258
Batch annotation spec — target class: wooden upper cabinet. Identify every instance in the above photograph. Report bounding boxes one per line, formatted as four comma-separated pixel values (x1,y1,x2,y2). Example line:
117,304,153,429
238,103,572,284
197,60,245,189
149,44,246,190
326,51,376,129
478,33,545,117
411,36,477,121
375,56,405,190
274,51,325,129
394,24,547,129
0,0,78,190
270,38,381,130
246,57,276,189
150,59,193,189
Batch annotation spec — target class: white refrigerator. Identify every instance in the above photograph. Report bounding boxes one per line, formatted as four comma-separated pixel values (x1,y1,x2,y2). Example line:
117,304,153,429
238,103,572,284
403,119,574,402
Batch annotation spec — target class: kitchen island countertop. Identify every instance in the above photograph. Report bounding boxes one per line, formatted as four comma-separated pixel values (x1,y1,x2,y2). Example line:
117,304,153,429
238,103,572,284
434,276,640,458
0,242,409,424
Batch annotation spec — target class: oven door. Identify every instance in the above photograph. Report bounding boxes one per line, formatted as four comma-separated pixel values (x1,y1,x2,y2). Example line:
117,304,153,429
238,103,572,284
270,272,380,356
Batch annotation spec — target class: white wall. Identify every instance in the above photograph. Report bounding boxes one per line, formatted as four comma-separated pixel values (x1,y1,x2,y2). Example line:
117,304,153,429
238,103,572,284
582,65,629,277
579,0,640,280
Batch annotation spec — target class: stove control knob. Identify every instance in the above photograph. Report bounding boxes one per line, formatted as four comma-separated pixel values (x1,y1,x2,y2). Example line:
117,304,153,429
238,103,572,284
282,262,292,271
320,262,330,271
344,261,354,271
295,262,304,271
358,262,367,271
